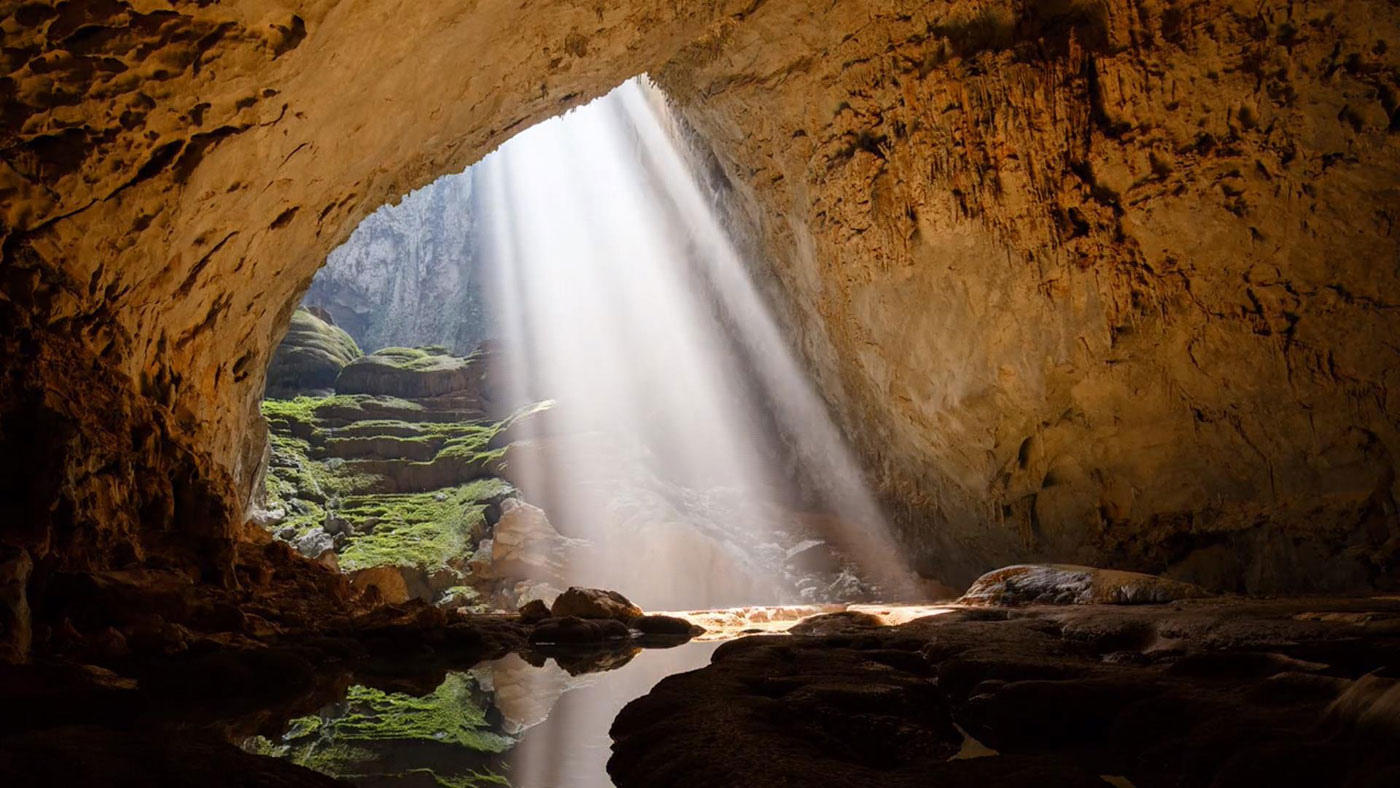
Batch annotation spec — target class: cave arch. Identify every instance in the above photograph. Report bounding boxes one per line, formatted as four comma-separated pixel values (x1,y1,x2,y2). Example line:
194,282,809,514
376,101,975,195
2,0,1399,643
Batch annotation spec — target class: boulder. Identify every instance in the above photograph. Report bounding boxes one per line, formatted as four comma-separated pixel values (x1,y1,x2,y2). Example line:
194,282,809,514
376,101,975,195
958,564,1211,607
633,614,703,637
518,599,551,624
294,530,335,559
265,308,362,397
349,566,412,605
789,610,884,636
551,587,642,622
528,616,630,645
473,502,579,583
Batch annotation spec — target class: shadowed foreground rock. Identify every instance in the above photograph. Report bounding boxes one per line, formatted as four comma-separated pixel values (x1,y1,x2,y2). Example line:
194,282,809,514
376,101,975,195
609,597,1400,788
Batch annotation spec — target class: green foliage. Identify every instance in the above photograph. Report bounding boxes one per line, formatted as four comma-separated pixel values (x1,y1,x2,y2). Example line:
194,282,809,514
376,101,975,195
335,478,512,571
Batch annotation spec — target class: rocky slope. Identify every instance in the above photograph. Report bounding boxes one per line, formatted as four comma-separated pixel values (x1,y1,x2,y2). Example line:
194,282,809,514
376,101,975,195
260,327,893,612
303,173,490,354
1,0,1397,661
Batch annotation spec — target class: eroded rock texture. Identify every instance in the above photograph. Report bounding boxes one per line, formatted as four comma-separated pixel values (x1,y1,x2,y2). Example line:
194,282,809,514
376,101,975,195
0,0,749,656
658,0,1400,591
0,0,1397,657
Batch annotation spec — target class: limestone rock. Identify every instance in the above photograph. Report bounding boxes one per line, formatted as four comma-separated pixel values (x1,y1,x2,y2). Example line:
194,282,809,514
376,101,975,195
551,587,643,622
789,610,884,636
349,566,412,605
304,175,491,355
293,530,335,560
632,614,703,637
517,599,551,624
958,564,1211,607
335,348,478,399
473,502,579,583
265,308,362,397
658,0,1400,592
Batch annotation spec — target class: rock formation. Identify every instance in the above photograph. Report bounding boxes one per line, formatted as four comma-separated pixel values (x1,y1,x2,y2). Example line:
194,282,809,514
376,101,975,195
1,0,1398,662
302,172,491,354
656,0,1400,591
609,596,1400,788
263,307,360,397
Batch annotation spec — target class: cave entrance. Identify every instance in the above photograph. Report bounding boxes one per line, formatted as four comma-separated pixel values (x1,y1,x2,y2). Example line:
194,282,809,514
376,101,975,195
256,78,913,615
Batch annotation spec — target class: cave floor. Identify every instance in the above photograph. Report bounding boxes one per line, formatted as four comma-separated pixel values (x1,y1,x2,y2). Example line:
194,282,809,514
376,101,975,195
2,597,1399,787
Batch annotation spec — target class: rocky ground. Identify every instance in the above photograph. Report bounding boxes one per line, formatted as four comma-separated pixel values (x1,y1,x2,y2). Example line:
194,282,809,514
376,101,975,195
609,592,1400,788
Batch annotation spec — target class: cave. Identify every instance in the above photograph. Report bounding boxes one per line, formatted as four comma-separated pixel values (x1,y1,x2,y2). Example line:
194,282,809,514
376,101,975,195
2,1,1400,786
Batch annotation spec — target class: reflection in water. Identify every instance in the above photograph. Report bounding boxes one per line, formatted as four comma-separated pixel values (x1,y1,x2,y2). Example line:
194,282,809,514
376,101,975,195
247,642,719,788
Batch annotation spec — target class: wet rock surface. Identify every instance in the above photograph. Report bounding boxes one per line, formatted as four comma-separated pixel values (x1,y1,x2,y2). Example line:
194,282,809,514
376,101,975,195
608,597,1400,787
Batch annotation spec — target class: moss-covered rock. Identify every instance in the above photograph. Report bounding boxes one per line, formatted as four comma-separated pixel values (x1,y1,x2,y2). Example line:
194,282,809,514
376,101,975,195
247,672,513,786
338,480,509,572
266,308,363,397
336,347,480,399
259,374,532,607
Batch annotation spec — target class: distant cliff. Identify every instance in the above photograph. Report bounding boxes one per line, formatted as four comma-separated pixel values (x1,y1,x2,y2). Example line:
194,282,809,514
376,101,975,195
303,172,489,354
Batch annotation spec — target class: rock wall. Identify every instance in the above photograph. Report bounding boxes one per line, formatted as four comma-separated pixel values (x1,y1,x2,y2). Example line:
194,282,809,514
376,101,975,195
657,0,1400,591
0,0,748,601
303,173,490,354
0,0,1396,639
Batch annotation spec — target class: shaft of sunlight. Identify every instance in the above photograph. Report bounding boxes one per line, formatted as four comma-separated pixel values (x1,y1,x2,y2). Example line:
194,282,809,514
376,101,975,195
480,76,915,609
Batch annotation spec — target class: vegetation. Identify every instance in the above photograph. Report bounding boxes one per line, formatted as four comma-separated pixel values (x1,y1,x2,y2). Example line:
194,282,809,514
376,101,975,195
257,346,545,601
337,479,512,572
368,346,471,372
245,672,515,788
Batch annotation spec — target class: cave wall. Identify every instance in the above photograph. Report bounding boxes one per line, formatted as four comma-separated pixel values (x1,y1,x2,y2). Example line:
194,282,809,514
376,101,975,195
657,0,1400,591
0,0,1396,617
0,0,747,587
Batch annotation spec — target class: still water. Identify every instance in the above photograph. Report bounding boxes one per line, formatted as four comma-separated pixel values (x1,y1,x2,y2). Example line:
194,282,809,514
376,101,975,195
245,640,721,788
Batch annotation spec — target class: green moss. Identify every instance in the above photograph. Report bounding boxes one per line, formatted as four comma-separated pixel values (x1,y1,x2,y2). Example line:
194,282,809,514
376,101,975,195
252,673,514,785
337,481,510,571
265,309,362,396
261,396,324,437
367,347,469,373
335,674,513,752
289,740,379,775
